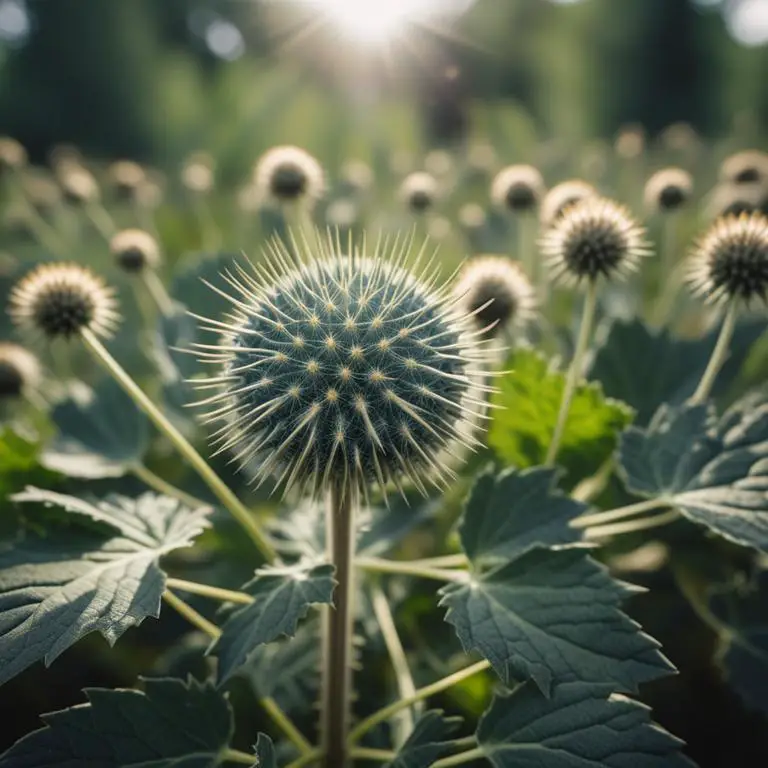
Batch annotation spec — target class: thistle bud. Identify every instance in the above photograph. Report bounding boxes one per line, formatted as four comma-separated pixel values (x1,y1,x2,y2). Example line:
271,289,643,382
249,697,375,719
491,165,545,214
109,160,146,200
0,137,27,172
110,228,161,273
254,145,325,207
644,168,693,213
719,150,768,186
0,343,41,399
399,172,439,214
539,180,597,228
60,166,100,205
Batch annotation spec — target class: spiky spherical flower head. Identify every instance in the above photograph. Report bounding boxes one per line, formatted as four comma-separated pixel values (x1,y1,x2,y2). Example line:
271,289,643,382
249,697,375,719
491,165,545,214
109,160,146,198
707,183,767,220
453,256,536,339
61,166,99,205
540,197,651,286
0,137,26,171
9,263,119,340
687,212,768,306
0,343,41,398
254,145,325,207
720,150,768,186
539,180,597,227
399,172,439,214
644,167,693,213
192,234,490,498
110,229,161,273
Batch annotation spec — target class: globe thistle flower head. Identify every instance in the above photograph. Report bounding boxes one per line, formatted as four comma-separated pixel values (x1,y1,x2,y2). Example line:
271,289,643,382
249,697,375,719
109,160,146,200
399,172,439,214
720,150,768,186
325,198,358,229
10,263,119,340
22,174,61,216
491,165,545,214
614,126,645,160
0,137,27,171
254,145,325,207
687,212,768,307
340,160,374,194
458,203,487,232
424,149,454,179
60,166,99,205
0,343,41,398
181,152,215,194
539,179,597,227
453,256,536,339
110,229,161,273
644,167,693,213
707,183,767,220
540,197,651,286
191,232,492,499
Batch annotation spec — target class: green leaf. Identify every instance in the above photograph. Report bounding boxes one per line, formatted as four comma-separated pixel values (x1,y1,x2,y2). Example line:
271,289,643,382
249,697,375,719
618,393,768,553
210,561,335,684
41,378,150,478
477,681,694,767
439,548,673,695
251,734,277,768
0,489,209,686
459,466,585,566
387,711,462,768
0,677,233,767
710,569,768,716
154,303,200,381
0,427,57,503
590,316,766,426
489,348,633,483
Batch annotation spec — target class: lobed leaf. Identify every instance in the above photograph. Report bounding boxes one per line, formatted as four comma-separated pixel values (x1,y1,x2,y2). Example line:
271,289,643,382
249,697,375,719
386,710,463,768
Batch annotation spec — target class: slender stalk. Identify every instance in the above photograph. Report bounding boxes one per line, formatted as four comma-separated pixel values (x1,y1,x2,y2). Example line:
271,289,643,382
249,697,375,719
661,213,679,280
570,456,614,503
570,497,670,529
450,736,479,750
671,561,733,638
545,280,599,466
162,590,221,639
142,269,176,317
79,327,277,561
370,583,419,747
356,556,469,584
412,554,469,569
348,660,491,745
84,200,116,241
222,748,256,765
349,748,397,762
583,509,681,539
261,696,313,755
130,462,208,509
321,483,358,768
165,578,254,605
432,747,486,767
690,300,739,405
651,256,688,327
286,751,322,768
194,194,223,253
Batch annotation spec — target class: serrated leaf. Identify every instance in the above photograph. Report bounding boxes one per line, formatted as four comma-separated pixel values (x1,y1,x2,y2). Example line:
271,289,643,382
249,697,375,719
41,378,150,478
0,677,233,767
251,734,277,768
591,316,766,426
0,490,209,686
439,548,673,695
459,466,585,566
477,681,694,767
210,561,335,684
710,569,768,716
618,393,768,553
387,711,462,768
489,348,633,482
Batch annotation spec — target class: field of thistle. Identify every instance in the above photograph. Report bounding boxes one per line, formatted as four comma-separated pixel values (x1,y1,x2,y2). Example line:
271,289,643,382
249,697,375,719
0,111,767,768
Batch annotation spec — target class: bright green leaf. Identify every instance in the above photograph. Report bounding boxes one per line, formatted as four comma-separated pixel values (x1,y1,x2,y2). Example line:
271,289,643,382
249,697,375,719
0,427,57,504
439,548,674,695
477,681,695,767
0,489,209,686
0,677,233,767
489,348,633,483
387,711,462,768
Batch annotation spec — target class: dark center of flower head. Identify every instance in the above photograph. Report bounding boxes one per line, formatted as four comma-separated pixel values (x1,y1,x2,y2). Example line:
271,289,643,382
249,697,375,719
408,189,433,213
734,167,761,185
469,280,517,337
658,184,687,211
270,163,308,200
0,360,24,397
33,286,94,337
709,241,768,302
505,182,538,212
116,247,147,273
722,198,758,218
562,225,626,280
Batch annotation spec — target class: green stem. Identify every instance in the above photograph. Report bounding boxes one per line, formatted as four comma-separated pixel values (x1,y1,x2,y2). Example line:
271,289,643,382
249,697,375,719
348,660,491,745
356,556,468,584
9,171,67,257
222,748,256,765
165,577,254,605
583,509,681,539
85,200,116,241
545,279,599,466
349,747,397,762
570,497,670,529
432,747,486,767
130,462,208,509
162,590,221,639
570,456,614,503
261,696,314,755
690,301,739,405
142,269,176,317
286,751,322,768
412,554,469,568
79,327,277,561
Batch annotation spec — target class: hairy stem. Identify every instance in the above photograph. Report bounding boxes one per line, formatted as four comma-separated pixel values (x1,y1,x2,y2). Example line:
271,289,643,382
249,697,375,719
165,578,254,605
690,300,738,405
162,590,221,639
348,660,491,745
432,747,486,767
356,556,468,584
321,483,358,768
130,462,208,509
570,497,670,529
80,327,277,561
584,509,682,539
545,279,599,466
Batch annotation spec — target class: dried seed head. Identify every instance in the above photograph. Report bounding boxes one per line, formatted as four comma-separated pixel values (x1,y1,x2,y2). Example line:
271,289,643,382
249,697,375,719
0,137,27,171
181,153,215,194
109,160,146,199
136,179,164,210
0,343,41,398
644,167,693,213
399,172,439,214
10,263,119,340
491,165,545,214
720,150,768,186
453,255,536,338
540,197,651,286
660,122,700,153
539,180,597,227
254,145,325,206
707,183,768,220
614,126,645,160
60,166,99,205
110,228,161,273
686,212,768,306
191,233,493,498
458,203,487,232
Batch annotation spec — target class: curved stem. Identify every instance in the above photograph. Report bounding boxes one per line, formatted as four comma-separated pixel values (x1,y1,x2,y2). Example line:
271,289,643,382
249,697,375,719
222,748,256,765
321,484,358,768
162,590,220,639
432,747,486,767
348,660,491,745
570,456,614,503
85,200,116,241
261,696,313,755
356,556,468,584
570,497,669,529
349,747,397,762
583,509,682,539
130,462,208,509
142,269,176,317
79,327,277,562
411,554,469,569
165,578,254,605
286,751,322,768
690,301,739,405
545,280,599,466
